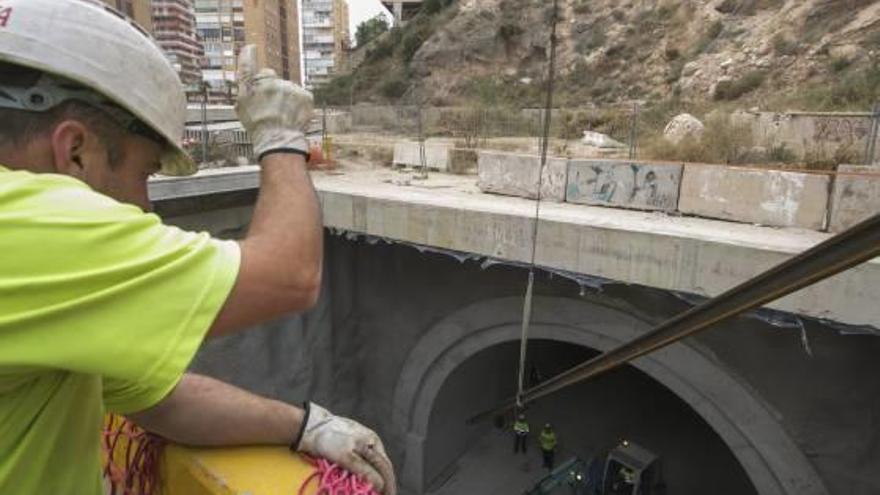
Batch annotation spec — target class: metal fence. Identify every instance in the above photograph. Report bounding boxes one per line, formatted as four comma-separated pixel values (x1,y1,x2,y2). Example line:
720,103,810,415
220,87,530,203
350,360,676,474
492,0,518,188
180,102,880,169
336,103,880,168
184,125,254,166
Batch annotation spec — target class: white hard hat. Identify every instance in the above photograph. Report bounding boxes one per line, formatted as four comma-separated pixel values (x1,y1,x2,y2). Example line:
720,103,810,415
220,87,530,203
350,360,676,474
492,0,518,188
0,0,195,176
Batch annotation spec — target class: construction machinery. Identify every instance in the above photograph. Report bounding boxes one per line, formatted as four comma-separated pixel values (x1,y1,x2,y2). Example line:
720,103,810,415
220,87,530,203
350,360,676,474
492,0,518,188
526,441,664,495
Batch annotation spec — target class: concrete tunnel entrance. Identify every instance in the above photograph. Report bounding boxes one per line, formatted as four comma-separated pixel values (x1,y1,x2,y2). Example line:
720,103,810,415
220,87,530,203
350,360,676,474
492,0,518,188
423,339,757,495
392,296,824,495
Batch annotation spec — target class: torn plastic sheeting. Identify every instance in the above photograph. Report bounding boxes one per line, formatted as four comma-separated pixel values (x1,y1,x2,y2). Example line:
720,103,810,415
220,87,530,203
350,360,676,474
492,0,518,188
328,229,879,339
671,289,879,345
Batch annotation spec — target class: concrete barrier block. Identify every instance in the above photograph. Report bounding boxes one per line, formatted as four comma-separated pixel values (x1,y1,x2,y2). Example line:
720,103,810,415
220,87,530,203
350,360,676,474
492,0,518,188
829,165,880,232
393,141,451,171
477,151,568,202
678,166,830,230
566,160,683,212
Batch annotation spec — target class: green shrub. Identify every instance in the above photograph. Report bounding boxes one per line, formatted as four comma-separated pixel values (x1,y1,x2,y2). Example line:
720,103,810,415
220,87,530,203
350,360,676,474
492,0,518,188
380,78,409,99
772,34,798,56
576,29,606,54
830,56,852,73
498,22,523,41
355,16,389,48
423,0,453,15
767,143,797,164
714,71,766,100
692,20,724,55
573,1,590,14
642,114,754,164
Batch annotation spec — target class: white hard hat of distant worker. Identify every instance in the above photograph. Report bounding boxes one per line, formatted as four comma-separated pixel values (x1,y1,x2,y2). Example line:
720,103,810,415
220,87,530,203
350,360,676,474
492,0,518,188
0,0,196,176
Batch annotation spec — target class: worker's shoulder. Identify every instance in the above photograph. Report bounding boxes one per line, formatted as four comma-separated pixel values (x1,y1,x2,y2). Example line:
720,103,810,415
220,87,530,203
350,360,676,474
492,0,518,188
0,167,140,219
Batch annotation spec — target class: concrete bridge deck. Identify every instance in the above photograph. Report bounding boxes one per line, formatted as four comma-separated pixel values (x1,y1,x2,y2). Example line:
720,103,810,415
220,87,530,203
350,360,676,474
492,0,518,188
149,165,880,329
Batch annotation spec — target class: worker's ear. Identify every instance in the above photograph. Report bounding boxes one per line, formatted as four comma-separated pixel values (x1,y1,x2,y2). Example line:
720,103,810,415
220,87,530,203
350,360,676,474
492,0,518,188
50,120,104,180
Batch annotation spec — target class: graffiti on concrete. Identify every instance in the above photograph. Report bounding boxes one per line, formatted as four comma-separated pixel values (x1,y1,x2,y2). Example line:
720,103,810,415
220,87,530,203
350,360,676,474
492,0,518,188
566,160,682,212
813,117,872,144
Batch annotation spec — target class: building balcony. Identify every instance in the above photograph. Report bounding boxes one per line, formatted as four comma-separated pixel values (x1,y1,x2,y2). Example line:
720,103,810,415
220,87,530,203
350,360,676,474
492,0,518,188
381,0,422,22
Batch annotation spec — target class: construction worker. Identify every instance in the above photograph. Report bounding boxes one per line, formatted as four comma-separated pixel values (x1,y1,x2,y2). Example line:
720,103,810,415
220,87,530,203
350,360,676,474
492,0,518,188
540,423,558,470
0,1,395,494
513,413,531,454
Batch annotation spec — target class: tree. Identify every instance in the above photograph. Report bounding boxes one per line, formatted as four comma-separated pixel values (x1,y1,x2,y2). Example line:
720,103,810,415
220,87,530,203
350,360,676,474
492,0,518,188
355,15,390,48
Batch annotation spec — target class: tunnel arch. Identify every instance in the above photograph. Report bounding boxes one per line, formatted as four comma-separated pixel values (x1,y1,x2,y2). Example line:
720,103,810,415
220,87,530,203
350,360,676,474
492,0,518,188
391,296,827,495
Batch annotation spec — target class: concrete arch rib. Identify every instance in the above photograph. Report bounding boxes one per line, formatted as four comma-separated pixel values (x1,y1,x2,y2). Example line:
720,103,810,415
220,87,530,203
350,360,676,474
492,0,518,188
391,296,827,495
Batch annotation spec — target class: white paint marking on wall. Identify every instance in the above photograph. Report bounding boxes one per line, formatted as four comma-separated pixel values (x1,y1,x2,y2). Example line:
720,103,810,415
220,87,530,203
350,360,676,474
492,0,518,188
760,171,805,226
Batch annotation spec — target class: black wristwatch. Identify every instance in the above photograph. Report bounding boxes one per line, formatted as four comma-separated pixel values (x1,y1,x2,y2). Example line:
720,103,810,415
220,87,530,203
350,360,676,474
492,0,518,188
290,401,311,452
260,148,310,162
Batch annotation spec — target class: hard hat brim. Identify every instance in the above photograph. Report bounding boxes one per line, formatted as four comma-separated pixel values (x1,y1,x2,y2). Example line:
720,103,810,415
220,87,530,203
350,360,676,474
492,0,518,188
160,146,197,177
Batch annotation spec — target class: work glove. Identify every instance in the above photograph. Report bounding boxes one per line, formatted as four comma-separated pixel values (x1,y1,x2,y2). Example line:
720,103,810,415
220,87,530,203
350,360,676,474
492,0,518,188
235,44,314,161
295,402,397,495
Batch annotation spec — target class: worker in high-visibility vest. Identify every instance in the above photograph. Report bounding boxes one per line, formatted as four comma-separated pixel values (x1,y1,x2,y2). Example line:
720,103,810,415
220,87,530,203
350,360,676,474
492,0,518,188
0,2,395,494
513,413,531,454
540,423,558,470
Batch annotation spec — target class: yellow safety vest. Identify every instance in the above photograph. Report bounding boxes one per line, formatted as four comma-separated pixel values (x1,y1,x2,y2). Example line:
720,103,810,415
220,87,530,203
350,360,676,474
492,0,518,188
540,430,558,450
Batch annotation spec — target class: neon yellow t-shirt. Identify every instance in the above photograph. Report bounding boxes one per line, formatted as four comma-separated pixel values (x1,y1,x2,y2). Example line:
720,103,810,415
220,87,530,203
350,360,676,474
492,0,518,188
0,166,241,494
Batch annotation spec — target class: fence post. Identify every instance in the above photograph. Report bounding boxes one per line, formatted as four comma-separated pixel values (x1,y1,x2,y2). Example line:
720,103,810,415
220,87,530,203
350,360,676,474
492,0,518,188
865,102,880,165
629,102,640,160
417,100,428,179
201,84,208,165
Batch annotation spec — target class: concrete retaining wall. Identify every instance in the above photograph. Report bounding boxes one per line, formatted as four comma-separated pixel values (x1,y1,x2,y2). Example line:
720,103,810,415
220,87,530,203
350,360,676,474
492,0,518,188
732,111,880,163
567,160,683,212
829,165,880,232
477,150,568,202
678,166,831,230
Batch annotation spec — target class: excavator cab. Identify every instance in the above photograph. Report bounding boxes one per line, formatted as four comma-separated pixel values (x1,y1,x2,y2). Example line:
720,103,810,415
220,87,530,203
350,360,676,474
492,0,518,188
601,441,664,495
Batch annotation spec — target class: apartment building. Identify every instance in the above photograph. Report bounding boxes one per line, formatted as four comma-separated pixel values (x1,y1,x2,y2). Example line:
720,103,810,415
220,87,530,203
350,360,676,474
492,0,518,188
333,0,350,68
194,0,301,102
302,0,348,88
193,0,243,102
242,0,301,85
100,0,154,32
152,0,205,93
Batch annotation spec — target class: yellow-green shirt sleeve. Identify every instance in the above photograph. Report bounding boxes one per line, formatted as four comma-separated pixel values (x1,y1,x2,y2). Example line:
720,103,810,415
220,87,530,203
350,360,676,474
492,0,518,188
0,170,241,414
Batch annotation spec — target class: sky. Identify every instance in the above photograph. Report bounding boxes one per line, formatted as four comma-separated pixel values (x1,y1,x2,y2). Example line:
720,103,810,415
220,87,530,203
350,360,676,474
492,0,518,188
347,0,393,42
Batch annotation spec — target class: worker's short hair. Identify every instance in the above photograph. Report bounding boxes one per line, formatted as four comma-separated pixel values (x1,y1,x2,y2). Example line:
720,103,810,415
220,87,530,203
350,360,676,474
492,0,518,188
0,63,126,164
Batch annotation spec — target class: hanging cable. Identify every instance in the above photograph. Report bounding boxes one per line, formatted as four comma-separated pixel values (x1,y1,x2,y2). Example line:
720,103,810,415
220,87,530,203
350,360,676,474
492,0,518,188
516,0,561,409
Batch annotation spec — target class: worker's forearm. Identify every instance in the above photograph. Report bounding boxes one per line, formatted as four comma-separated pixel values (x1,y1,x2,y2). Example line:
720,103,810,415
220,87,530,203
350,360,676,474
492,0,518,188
129,373,303,447
245,153,323,295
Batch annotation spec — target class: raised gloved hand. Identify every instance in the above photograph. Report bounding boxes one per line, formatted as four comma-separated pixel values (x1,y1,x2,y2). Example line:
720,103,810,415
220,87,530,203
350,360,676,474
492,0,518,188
235,44,314,161
294,402,397,495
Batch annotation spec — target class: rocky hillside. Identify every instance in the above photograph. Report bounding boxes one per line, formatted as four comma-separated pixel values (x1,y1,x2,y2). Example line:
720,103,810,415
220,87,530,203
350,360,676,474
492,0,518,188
322,0,879,111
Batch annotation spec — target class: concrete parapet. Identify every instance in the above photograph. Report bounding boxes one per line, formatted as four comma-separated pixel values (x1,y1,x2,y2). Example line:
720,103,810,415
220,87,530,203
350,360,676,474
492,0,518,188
185,104,237,124
566,160,683,212
477,150,568,202
393,141,452,171
829,165,880,233
678,166,831,230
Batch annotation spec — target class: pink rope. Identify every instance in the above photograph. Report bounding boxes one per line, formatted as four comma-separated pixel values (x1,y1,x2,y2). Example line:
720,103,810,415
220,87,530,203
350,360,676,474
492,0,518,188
299,456,380,495
102,415,165,495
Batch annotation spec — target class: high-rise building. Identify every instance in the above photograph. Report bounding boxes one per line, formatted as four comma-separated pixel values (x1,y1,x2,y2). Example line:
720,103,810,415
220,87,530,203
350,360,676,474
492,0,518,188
302,0,348,88
194,0,301,103
101,0,154,32
242,0,301,85
193,0,244,102
152,0,205,94
333,0,350,67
